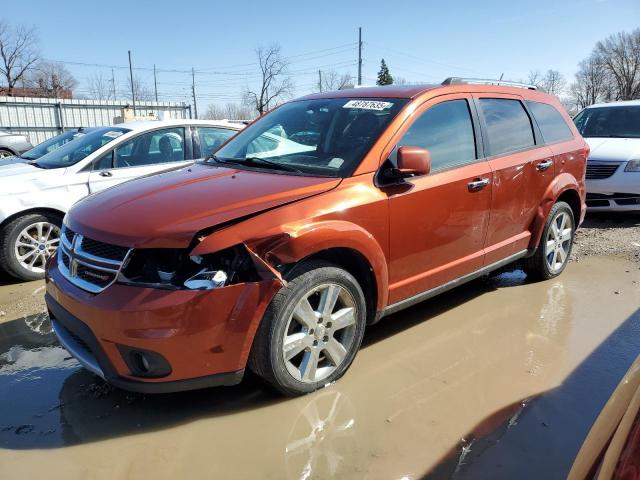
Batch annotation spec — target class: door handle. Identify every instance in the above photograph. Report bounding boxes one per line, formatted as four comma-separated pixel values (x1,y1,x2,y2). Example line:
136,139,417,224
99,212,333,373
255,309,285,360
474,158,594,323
99,171,113,177
468,178,491,192
536,159,553,172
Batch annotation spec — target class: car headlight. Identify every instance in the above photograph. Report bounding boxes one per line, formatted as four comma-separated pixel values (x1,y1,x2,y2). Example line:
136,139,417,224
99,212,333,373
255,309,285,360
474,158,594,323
625,160,640,172
118,245,258,290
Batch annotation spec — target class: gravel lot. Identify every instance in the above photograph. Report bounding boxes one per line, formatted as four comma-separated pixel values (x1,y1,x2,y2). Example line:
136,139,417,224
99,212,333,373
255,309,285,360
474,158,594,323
572,212,640,264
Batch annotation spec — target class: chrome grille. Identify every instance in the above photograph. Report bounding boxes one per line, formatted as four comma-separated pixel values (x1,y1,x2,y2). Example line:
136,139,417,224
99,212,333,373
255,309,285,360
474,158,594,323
58,225,131,293
586,161,622,180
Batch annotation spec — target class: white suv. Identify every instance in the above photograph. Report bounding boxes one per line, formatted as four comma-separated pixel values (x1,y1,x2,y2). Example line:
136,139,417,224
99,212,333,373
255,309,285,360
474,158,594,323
0,119,243,281
574,100,640,211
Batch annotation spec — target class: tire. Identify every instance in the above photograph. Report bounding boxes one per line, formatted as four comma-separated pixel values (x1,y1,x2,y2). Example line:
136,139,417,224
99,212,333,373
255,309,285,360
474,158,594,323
248,261,367,396
0,148,14,158
0,213,62,281
524,201,575,281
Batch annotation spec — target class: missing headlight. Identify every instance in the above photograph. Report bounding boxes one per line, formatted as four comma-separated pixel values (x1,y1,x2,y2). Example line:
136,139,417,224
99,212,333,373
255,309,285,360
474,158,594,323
119,245,261,290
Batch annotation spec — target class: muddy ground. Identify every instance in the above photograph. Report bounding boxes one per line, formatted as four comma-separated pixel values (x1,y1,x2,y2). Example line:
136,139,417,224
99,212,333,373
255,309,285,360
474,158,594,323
0,215,638,479
571,212,640,263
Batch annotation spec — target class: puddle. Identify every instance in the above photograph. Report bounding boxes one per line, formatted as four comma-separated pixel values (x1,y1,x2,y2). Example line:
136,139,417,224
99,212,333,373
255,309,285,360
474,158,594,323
0,257,638,479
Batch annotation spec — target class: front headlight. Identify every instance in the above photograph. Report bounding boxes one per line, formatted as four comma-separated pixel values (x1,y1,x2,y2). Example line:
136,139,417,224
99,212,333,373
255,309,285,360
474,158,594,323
118,245,257,290
625,160,640,172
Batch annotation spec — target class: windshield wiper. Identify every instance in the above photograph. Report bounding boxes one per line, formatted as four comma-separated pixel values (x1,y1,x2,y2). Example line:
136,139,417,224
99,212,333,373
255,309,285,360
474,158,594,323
209,155,303,173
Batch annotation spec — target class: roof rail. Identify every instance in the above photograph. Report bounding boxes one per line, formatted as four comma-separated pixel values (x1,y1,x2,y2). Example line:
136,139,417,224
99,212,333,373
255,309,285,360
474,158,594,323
442,77,537,90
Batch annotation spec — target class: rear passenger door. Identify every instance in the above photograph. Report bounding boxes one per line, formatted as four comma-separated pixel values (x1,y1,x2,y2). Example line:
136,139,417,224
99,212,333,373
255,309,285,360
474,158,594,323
473,94,555,264
88,127,192,193
388,95,492,305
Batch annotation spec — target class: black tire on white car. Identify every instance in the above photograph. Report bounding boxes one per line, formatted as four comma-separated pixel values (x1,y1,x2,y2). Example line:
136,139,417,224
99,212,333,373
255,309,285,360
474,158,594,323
0,213,62,281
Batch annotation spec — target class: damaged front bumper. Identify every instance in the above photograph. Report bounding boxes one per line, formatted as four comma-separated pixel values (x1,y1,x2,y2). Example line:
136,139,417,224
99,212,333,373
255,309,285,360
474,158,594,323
45,253,282,393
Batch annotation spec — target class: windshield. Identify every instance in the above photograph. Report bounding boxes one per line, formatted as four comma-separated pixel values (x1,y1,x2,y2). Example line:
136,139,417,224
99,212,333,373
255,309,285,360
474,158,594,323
35,127,131,169
573,106,640,138
212,98,409,177
20,129,95,160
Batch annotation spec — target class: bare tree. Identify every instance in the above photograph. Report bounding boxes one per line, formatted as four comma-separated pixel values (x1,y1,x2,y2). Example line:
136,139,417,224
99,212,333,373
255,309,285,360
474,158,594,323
27,61,77,97
570,54,612,109
317,70,354,92
526,70,544,89
87,72,112,100
0,21,39,95
527,69,566,96
244,44,293,115
595,29,640,100
125,76,154,102
541,70,566,96
204,102,254,120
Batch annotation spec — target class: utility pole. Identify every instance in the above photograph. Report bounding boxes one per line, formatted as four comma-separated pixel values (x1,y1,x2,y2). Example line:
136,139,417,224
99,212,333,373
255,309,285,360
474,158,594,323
357,27,363,86
191,67,198,119
128,50,136,113
153,64,158,102
318,70,322,92
111,68,116,100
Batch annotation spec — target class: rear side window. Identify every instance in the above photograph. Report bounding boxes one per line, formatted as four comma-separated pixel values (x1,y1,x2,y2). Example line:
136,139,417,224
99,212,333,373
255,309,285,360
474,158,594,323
527,101,573,144
399,99,476,172
478,99,535,156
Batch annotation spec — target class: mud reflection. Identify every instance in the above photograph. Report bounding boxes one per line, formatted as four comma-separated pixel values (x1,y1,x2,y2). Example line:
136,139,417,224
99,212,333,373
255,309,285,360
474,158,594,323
284,391,356,480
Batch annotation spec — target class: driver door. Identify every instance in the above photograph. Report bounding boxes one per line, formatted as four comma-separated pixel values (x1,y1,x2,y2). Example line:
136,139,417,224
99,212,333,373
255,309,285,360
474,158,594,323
89,127,191,193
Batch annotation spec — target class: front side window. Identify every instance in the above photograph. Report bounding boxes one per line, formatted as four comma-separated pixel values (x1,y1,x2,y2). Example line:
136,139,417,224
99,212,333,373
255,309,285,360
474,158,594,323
197,127,236,158
212,98,409,177
398,99,476,172
35,127,130,169
526,101,574,144
478,98,535,156
573,106,640,138
113,128,185,168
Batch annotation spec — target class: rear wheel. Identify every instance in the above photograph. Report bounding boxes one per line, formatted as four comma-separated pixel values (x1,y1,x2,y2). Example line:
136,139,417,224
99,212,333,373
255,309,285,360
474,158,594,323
0,148,14,158
0,213,62,281
249,261,366,396
524,201,575,280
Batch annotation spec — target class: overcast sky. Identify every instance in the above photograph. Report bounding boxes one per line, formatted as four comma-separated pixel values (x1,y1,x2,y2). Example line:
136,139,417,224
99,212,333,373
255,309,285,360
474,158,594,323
6,0,640,108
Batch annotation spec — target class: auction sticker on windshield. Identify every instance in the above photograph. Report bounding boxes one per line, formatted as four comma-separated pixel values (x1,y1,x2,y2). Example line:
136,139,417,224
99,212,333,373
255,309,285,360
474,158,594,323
104,131,124,139
343,100,394,110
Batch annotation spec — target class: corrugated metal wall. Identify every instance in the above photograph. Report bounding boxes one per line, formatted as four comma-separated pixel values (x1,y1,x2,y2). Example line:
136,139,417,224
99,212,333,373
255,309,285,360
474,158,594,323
0,97,191,145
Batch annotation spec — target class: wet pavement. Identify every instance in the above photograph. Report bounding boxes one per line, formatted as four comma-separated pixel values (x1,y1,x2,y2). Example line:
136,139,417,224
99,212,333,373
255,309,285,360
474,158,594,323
0,257,639,479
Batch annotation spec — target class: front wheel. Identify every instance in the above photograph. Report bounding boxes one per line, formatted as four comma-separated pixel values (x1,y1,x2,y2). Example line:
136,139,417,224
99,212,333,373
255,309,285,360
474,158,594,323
524,201,575,280
249,261,367,396
0,213,62,281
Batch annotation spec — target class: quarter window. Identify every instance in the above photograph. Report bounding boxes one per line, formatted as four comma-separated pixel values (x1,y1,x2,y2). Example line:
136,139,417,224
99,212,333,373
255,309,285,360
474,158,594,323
399,99,476,172
526,101,573,144
478,99,535,156
197,127,236,158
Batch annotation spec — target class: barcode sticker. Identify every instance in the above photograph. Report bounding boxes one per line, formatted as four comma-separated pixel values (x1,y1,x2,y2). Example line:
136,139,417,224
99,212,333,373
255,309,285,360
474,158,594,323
343,100,393,110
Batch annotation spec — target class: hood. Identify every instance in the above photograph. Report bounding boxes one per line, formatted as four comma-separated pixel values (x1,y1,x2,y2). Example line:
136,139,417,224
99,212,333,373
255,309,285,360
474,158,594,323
585,137,640,163
67,163,341,248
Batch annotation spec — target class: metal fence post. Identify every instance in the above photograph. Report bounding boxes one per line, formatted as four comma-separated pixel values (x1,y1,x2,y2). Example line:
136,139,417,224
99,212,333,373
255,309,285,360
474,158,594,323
56,102,65,133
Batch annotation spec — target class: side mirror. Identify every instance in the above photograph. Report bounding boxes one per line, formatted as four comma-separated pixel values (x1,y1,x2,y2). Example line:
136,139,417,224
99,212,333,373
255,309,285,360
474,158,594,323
396,146,431,177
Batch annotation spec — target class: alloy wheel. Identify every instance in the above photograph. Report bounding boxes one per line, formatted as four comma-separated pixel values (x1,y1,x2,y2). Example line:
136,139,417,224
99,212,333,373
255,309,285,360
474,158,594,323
14,221,60,274
0,150,13,158
282,283,358,383
545,211,573,274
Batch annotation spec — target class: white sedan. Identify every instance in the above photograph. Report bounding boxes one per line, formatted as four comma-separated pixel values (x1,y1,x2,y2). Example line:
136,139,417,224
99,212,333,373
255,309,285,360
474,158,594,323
574,100,640,211
0,119,243,280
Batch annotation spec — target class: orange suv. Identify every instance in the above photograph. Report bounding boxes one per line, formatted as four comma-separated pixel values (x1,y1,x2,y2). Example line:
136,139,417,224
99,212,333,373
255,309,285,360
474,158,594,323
45,78,588,396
